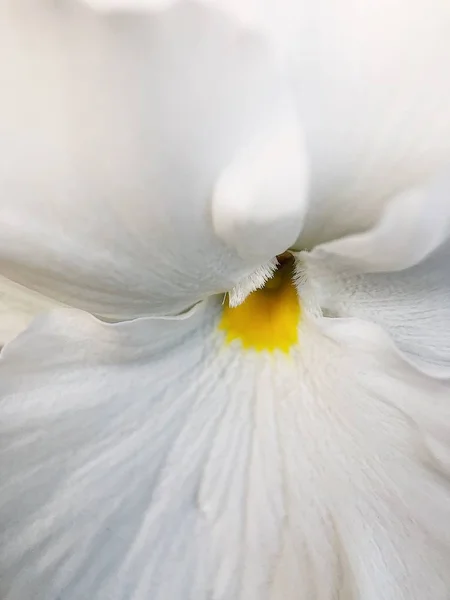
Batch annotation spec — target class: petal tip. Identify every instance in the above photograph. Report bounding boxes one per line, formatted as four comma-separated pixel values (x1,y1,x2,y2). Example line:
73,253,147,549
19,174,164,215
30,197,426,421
212,116,309,263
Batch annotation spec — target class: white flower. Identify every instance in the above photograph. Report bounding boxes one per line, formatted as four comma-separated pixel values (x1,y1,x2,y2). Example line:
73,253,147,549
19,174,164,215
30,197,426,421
1,2,450,599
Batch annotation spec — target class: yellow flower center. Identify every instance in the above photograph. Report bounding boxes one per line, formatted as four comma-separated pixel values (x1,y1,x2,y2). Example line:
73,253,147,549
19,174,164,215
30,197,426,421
219,255,301,353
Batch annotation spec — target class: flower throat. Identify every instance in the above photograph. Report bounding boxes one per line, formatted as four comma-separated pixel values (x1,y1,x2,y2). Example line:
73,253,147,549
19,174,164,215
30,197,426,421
219,254,301,353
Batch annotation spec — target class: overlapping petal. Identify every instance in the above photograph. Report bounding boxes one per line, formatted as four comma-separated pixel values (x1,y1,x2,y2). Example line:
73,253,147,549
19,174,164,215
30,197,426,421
2,4,450,600
4,0,450,320
286,0,450,248
307,173,450,272
1,300,450,599
303,173,450,374
75,0,450,258
0,276,64,346
302,242,450,376
0,1,307,320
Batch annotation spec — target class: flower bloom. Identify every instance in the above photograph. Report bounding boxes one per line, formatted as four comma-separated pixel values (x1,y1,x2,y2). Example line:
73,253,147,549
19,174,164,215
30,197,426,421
1,1,450,599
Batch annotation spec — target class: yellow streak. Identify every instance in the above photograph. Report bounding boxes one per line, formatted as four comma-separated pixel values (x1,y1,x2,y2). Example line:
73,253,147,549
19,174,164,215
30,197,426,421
219,259,301,353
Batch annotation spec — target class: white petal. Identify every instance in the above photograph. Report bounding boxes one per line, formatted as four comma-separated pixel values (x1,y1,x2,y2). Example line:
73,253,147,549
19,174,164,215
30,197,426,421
301,172,450,374
0,1,306,319
226,258,278,307
277,0,450,247
303,238,450,376
80,0,450,252
308,172,450,272
212,103,309,263
82,0,261,28
1,302,450,599
0,276,64,346
83,0,175,10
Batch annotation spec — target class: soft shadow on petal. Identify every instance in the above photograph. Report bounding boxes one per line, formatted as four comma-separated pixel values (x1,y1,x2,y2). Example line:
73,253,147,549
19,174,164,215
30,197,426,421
286,0,450,248
303,240,450,376
86,0,450,255
1,304,450,599
0,276,64,346
284,316,450,600
0,1,306,320
0,303,286,600
303,173,450,373
306,171,450,273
